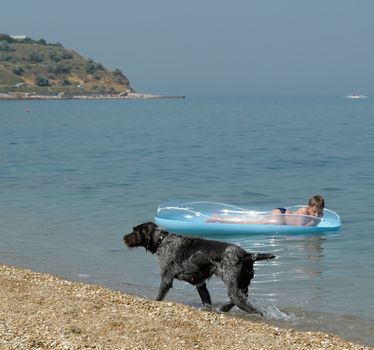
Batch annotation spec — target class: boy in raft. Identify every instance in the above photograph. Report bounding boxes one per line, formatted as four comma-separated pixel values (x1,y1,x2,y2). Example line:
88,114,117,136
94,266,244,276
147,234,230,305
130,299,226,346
207,195,325,227
272,195,325,226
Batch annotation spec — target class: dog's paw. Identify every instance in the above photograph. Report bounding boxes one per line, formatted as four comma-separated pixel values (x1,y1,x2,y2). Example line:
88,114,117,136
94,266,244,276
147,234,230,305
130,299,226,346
200,304,213,311
219,303,235,312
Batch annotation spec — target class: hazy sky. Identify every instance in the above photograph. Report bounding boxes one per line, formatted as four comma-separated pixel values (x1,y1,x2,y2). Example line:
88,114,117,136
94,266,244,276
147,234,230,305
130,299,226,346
2,0,373,96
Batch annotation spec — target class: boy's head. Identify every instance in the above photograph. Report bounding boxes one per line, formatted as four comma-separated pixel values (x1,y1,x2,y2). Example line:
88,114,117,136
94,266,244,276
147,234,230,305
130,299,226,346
308,195,325,217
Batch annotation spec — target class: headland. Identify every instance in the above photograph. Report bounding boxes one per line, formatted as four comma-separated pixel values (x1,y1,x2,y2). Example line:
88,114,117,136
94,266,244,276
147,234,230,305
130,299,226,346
0,33,184,100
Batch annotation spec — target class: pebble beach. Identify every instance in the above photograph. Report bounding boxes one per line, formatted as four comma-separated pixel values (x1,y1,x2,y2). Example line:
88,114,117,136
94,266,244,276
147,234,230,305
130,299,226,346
0,264,371,350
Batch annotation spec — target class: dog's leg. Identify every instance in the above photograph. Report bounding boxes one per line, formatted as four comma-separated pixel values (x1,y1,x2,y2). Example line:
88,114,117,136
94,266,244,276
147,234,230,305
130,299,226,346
223,279,263,315
196,283,212,306
230,288,262,315
220,255,264,315
156,273,173,301
234,296,262,315
219,302,235,312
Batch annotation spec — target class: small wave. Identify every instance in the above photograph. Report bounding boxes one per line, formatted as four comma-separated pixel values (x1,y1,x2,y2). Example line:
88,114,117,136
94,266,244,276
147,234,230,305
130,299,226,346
255,299,295,321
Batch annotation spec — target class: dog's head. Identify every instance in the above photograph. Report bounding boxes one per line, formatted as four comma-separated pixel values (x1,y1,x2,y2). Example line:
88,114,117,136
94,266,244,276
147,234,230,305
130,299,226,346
123,222,166,254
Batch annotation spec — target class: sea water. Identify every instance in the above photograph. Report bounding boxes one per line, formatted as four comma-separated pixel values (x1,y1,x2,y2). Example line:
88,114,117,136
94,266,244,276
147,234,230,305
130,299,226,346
1,96,373,346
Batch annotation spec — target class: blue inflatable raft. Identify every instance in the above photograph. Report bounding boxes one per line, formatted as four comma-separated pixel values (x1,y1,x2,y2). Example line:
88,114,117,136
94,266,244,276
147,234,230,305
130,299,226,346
154,200,341,236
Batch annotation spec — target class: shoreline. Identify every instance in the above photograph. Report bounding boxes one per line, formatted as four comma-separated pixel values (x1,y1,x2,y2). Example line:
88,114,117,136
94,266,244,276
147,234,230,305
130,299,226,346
0,92,186,100
0,264,371,350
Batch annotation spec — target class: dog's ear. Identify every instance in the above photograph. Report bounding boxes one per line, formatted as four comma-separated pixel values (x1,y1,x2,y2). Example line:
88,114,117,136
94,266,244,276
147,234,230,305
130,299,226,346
144,221,157,227
252,253,275,261
145,233,156,251
134,222,157,231
144,223,158,253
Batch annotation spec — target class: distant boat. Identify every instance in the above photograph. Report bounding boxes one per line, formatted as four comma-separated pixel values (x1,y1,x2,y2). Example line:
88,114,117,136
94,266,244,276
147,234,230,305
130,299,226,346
345,93,368,99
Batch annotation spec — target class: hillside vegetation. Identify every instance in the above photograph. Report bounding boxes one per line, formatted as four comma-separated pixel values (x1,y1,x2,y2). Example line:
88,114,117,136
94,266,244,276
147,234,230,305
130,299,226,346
0,33,134,96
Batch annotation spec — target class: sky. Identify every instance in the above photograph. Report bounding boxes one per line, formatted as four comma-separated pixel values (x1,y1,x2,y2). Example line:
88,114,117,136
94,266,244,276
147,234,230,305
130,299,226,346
1,0,374,97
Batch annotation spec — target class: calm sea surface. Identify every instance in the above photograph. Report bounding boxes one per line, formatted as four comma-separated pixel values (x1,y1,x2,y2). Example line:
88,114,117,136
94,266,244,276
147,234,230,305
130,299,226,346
1,96,373,345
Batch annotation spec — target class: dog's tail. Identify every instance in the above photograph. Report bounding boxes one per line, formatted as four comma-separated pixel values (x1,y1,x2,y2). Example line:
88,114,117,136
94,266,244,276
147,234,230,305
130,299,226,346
252,253,275,261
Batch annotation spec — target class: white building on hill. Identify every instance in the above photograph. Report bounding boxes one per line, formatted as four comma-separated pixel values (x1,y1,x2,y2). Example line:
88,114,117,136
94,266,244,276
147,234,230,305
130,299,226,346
10,35,26,40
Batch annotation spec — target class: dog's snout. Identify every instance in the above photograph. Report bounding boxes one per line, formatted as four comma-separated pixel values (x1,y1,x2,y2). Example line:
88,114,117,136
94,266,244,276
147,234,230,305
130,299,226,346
123,232,132,246
123,231,141,248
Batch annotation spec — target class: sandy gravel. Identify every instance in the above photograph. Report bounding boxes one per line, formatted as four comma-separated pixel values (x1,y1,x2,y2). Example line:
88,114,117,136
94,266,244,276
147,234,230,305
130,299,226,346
0,264,371,350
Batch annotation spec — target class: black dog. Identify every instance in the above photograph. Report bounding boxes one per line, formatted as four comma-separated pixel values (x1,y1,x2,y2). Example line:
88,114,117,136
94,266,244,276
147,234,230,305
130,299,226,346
123,222,275,314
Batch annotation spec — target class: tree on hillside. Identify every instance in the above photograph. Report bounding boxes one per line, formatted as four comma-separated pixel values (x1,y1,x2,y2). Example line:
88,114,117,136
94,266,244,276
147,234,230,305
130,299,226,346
49,49,74,62
61,50,73,59
0,42,15,52
112,68,129,84
48,63,71,74
28,50,44,63
49,51,62,62
35,75,50,86
0,54,16,63
12,66,25,76
0,33,13,42
85,59,97,74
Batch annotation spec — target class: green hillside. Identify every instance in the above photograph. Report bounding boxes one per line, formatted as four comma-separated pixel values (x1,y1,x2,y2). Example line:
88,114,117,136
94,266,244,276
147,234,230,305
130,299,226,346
0,33,134,96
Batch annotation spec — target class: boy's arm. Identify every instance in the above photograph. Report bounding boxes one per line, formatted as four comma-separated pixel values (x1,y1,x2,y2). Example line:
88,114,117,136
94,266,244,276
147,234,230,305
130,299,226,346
285,207,309,226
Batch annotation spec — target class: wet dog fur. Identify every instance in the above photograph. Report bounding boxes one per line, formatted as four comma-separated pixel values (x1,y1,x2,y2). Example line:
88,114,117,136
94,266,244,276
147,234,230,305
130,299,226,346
123,222,275,315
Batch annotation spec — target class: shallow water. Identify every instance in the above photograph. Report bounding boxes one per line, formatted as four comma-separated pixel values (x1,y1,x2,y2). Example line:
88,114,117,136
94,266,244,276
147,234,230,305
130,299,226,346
1,96,373,345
